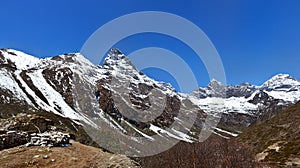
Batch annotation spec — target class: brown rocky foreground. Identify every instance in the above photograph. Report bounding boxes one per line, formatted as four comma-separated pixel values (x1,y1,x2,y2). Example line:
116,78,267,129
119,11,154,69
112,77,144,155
0,141,139,168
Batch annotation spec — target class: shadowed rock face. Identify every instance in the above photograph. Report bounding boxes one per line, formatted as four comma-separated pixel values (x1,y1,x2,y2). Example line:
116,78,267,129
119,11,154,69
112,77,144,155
0,51,4,63
42,67,74,109
0,49,19,69
94,49,206,137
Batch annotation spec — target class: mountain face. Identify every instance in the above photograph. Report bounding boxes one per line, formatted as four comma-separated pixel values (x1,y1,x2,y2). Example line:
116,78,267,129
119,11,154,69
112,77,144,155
0,48,299,154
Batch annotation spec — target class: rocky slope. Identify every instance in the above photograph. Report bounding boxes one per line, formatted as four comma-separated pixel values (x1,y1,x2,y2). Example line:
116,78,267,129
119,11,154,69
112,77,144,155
238,101,300,167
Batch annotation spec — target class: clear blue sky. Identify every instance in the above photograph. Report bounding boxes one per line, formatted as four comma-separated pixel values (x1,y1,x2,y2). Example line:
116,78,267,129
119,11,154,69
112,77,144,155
1,0,300,92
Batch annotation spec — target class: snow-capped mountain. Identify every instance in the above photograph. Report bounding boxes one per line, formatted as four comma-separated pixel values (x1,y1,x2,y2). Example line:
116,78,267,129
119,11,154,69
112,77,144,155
190,72,300,132
191,73,300,111
0,49,99,124
0,48,299,150
90,49,206,145
0,48,207,155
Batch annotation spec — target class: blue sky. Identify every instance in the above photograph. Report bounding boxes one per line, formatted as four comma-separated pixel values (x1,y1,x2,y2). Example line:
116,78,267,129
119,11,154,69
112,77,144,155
0,1,300,92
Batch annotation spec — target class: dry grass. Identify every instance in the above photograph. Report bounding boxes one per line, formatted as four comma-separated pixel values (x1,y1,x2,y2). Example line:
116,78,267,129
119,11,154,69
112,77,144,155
136,136,266,168
238,101,300,167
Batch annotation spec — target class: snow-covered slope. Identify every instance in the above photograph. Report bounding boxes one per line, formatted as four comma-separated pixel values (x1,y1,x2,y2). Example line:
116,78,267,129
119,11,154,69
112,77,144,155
261,74,300,103
0,49,40,69
191,73,300,115
0,49,100,125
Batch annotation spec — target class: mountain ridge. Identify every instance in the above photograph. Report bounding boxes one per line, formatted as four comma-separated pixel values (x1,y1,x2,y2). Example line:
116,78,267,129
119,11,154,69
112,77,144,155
2,48,299,95
0,48,299,147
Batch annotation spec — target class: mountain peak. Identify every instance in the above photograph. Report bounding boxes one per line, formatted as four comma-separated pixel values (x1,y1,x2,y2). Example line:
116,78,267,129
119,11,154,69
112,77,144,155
207,78,223,88
103,48,125,66
270,73,295,80
0,49,40,69
268,73,296,81
106,48,125,60
51,53,93,65
262,73,300,89
102,48,137,72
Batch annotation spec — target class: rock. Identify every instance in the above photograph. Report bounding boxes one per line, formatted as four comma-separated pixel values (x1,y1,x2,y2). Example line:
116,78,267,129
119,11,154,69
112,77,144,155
29,117,54,133
0,114,55,134
7,131,16,134
26,131,71,147
33,155,40,158
0,129,7,134
0,131,29,150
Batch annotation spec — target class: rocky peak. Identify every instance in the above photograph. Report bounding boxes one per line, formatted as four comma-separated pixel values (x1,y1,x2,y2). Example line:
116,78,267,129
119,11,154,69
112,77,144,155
108,48,124,59
102,48,138,73
103,49,125,65
207,79,223,88
205,79,226,97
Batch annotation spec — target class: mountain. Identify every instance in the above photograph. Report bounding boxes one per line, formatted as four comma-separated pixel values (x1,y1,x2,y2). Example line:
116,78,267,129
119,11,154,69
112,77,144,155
0,48,209,156
190,73,300,133
238,101,300,167
0,48,299,155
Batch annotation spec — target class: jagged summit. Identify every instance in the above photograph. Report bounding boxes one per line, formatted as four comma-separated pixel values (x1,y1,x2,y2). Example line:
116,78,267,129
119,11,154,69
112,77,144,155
208,78,224,86
103,48,125,63
207,79,225,90
102,48,138,74
108,48,124,58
